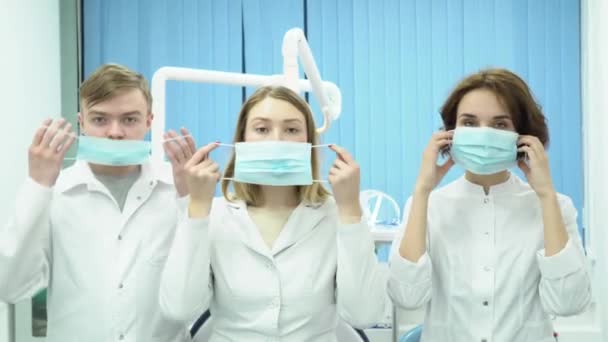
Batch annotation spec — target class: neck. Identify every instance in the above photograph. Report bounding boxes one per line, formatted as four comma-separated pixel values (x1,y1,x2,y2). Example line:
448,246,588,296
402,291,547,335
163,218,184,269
256,185,300,209
89,163,140,177
465,170,510,195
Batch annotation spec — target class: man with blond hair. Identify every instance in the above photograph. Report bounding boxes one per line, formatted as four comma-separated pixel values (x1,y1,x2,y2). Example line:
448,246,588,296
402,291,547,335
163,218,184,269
0,64,195,341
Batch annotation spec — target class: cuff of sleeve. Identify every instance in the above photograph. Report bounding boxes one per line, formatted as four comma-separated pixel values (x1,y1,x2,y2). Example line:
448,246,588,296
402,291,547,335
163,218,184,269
537,238,585,279
19,178,53,211
24,177,53,195
176,195,190,214
337,220,375,243
389,252,432,284
182,215,210,231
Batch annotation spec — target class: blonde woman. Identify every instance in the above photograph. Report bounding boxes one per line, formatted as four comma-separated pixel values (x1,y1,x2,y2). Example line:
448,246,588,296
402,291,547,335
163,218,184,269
160,86,386,341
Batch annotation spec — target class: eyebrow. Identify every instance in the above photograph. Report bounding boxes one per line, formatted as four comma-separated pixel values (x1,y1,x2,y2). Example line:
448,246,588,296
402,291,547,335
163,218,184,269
491,115,512,121
458,113,478,119
458,113,512,120
88,111,143,117
250,117,304,124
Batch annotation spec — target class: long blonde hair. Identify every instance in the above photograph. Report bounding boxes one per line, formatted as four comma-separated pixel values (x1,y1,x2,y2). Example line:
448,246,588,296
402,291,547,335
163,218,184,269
221,86,330,206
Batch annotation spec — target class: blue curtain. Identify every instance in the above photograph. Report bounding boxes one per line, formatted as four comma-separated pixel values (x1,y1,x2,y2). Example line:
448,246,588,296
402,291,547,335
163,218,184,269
83,0,243,146
304,0,583,234
83,0,583,235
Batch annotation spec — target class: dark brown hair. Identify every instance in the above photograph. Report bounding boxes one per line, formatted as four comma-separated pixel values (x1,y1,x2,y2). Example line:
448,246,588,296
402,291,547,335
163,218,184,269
440,68,549,146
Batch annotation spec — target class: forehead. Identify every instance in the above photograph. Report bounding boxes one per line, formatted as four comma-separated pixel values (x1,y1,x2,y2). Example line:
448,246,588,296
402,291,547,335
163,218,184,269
457,88,510,119
83,88,148,115
247,97,305,122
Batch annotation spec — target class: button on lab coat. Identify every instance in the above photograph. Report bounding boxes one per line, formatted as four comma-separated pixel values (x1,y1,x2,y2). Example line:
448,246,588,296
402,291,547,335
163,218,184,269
0,161,190,342
160,197,387,341
388,174,591,342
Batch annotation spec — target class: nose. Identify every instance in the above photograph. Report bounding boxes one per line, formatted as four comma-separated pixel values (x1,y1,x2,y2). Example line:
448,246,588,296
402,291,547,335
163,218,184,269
271,129,283,141
107,120,125,140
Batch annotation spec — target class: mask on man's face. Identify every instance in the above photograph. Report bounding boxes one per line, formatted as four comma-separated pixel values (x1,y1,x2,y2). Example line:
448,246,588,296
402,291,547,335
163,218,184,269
76,136,151,166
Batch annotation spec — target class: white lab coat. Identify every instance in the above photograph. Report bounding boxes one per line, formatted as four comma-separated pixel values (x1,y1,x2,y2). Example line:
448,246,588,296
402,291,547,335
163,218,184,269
388,174,592,342
0,160,190,342
160,197,386,341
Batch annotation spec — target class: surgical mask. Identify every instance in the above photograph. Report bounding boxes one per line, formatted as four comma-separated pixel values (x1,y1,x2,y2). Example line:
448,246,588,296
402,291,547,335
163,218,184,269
223,141,326,186
76,136,151,166
450,127,518,175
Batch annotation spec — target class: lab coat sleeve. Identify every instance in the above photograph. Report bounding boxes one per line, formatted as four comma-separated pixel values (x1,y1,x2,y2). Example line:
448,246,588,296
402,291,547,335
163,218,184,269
387,197,433,310
0,178,51,302
537,195,592,316
336,218,387,328
159,213,213,322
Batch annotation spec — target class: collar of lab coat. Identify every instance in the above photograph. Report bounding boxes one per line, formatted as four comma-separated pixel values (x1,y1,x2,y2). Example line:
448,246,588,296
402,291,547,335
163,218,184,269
55,160,174,193
224,198,332,258
452,172,528,196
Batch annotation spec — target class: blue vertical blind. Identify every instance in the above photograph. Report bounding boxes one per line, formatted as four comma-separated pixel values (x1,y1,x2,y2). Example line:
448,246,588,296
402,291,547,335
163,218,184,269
84,0,244,145
83,0,583,233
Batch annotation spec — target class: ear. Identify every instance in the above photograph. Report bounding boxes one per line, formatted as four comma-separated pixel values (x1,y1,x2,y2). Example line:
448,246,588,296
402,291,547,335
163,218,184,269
77,112,84,133
146,111,154,130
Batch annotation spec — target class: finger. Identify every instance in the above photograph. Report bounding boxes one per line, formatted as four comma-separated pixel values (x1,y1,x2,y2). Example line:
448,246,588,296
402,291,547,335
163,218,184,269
437,157,455,175
517,145,537,161
329,166,340,176
163,132,186,163
432,130,454,141
518,159,531,176
329,144,355,164
40,118,65,147
164,130,179,143
434,138,452,151
333,159,348,170
180,127,196,153
50,122,72,150
195,162,220,178
166,130,192,161
205,162,220,174
164,149,180,164
32,119,52,146
518,136,543,150
213,171,222,182
173,132,192,160
48,121,71,150
58,134,77,155
186,142,220,168
163,144,183,164
200,158,217,169
517,135,535,143
525,137,546,157
55,123,76,153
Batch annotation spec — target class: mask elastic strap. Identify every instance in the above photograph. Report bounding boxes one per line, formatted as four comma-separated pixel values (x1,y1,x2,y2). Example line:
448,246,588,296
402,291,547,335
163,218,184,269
222,177,328,183
218,143,329,149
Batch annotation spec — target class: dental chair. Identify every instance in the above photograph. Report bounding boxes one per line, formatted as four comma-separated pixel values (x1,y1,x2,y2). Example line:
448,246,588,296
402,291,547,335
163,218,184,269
399,325,422,342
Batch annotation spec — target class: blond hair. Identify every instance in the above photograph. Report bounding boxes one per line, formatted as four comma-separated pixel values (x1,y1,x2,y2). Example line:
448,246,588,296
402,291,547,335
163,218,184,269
222,86,330,206
80,63,152,111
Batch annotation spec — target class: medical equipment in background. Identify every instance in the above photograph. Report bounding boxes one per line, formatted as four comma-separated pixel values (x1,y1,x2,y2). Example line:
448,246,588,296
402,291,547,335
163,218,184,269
149,27,343,166
359,189,402,342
